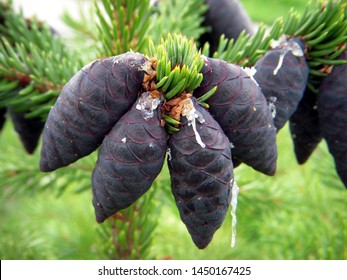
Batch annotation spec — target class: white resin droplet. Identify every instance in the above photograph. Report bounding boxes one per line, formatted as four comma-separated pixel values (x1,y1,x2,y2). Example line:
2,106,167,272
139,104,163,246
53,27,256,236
201,55,208,62
270,34,286,49
113,57,123,64
121,137,127,143
290,41,304,57
230,179,240,248
129,61,136,67
268,96,277,118
136,92,163,120
166,147,172,161
182,99,206,148
243,67,259,86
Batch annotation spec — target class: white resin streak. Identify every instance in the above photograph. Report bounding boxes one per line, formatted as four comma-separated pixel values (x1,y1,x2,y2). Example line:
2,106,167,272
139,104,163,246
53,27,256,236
271,35,304,76
182,99,206,148
166,147,172,161
231,180,240,248
190,115,206,148
268,96,277,118
273,51,286,75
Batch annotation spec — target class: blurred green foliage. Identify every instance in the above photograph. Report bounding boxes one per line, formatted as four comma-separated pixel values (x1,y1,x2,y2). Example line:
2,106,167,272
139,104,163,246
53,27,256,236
241,0,306,24
0,0,346,260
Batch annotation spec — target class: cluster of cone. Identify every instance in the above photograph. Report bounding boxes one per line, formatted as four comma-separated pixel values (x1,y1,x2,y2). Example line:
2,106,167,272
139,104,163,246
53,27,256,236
254,38,347,187
294,49,347,187
1,0,346,249
199,0,347,187
39,34,347,249
39,51,234,249
254,36,347,188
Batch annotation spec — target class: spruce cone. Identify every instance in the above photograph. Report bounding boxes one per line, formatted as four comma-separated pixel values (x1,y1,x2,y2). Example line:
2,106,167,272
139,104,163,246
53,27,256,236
194,56,277,176
0,107,6,132
40,52,147,172
168,98,234,249
318,50,347,188
9,109,45,154
0,93,44,154
254,37,309,131
289,89,322,164
199,0,254,53
92,100,167,223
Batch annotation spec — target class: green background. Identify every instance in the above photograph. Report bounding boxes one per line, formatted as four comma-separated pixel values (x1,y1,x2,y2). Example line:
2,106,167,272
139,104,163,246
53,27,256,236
0,0,346,260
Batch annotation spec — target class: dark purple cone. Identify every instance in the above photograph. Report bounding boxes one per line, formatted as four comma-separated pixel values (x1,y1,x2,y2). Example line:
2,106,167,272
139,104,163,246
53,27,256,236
194,56,277,176
9,109,45,154
318,50,347,188
289,89,322,164
254,38,309,131
92,102,167,223
40,52,147,172
168,98,234,249
0,107,6,132
199,0,254,53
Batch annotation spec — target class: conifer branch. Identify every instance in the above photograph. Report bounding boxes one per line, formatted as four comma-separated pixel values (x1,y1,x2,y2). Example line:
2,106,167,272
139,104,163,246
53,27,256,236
149,0,208,46
214,0,347,66
97,184,159,259
1,0,347,259
0,3,84,119
95,0,152,56
213,0,347,92
148,34,204,98
212,18,283,65
0,2,168,259
0,134,159,259
61,3,99,42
